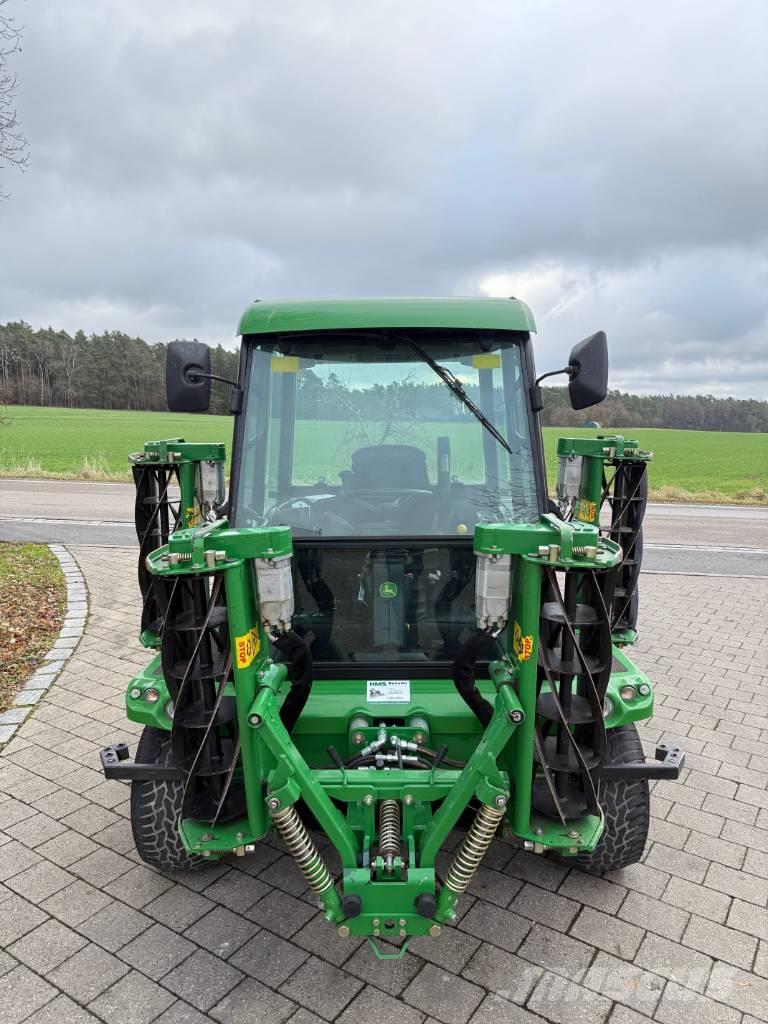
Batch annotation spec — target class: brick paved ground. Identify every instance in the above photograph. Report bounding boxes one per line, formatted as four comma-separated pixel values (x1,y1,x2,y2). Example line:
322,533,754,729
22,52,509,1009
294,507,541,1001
1,546,767,1024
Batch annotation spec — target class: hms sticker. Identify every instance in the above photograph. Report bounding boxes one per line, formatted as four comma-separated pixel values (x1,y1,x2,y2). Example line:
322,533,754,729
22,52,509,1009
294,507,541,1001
235,627,261,669
513,622,534,661
367,680,411,704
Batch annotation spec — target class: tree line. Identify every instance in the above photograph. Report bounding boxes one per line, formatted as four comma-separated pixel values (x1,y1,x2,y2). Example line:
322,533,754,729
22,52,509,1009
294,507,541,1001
1,321,766,432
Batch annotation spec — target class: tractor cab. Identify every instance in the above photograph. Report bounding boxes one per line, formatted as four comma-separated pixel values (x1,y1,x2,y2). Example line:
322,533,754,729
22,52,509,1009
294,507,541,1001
230,304,543,670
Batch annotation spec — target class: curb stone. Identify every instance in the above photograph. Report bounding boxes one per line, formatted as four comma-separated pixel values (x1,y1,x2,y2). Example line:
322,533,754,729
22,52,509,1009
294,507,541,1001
0,543,88,748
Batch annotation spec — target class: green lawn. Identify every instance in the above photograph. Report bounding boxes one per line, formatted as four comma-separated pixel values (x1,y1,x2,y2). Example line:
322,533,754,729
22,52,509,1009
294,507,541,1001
1,406,765,503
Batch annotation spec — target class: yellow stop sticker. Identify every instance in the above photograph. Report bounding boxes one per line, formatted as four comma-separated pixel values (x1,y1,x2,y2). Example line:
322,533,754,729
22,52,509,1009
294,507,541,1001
235,627,261,669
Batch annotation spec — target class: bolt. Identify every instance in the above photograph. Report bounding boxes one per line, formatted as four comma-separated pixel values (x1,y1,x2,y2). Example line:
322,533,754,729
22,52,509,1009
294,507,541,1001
508,710,524,724
568,829,580,839
494,795,507,810
524,840,535,850
363,794,374,807
267,797,281,813
373,929,380,937
200,833,213,842
403,795,414,806
399,918,407,927
534,827,543,836
337,924,350,938
372,918,380,927
235,832,244,840
399,929,406,938
248,714,262,727
429,924,442,938
413,732,425,745
352,732,365,746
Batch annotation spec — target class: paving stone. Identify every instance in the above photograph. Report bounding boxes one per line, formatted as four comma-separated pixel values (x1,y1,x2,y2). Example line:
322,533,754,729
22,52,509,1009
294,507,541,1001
704,861,768,907
466,865,523,907
70,846,134,887
162,947,245,1013
5,858,74,902
8,917,87,973
144,885,215,932
655,981,741,1024
26,993,102,1024
403,962,485,1024
510,883,581,932
280,955,363,1021
557,871,627,913
662,876,732,923
583,951,664,1017
102,864,174,908
210,977,296,1024
245,888,316,938
184,906,259,958
459,901,531,953
461,942,543,1003
528,971,612,1024
570,907,644,960
618,890,689,940
0,964,57,1024
292,911,364,966
503,851,569,891
646,843,709,883
635,932,714,993
78,900,153,951
469,993,546,1024
41,879,113,926
36,830,99,867
229,928,309,985
154,1003,213,1024
0,892,48,945
48,942,130,1003
408,925,481,974
89,969,177,1024
0,837,43,879
119,922,197,980
517,923,597,982
201,867,270,912
5,812,67,848
683,913,759,968
0,950,16,977
338,984,424,1024
707,961,768,1020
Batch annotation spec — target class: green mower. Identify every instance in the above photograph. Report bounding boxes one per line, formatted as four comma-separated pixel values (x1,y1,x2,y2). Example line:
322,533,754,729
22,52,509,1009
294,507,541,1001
100,298,683,955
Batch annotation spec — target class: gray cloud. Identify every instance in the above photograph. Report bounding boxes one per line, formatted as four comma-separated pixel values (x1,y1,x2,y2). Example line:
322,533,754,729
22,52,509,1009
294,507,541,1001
1,0,767,397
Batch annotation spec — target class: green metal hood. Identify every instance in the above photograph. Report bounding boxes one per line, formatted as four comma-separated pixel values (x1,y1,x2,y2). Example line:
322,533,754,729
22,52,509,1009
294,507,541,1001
237,297,536,336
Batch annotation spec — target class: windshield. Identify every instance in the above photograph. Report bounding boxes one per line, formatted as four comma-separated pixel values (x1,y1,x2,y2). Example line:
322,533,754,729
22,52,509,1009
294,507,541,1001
235,332,539,538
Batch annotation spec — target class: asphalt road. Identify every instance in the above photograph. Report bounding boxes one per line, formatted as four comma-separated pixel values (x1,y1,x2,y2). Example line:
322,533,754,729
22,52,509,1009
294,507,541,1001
1,478,767,576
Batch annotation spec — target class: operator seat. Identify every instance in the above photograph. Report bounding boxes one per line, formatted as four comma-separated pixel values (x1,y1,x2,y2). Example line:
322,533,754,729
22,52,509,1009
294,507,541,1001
341,445,431,491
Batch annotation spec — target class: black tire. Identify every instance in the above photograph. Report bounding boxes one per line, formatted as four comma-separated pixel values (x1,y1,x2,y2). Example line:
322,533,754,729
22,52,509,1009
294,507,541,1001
574,723,650,874
130,726,205,871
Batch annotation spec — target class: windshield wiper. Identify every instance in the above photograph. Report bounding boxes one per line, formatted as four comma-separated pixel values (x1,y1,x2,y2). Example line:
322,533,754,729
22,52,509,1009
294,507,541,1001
398,335,514,457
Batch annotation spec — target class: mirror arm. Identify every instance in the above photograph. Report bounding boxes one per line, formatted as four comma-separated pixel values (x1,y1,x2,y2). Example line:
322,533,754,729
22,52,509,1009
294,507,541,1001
530,366,573,413
187,371,244,414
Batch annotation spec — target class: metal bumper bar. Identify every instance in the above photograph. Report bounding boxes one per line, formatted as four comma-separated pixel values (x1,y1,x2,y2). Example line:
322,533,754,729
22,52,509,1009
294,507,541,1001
100,743,183,782
594,743,685,781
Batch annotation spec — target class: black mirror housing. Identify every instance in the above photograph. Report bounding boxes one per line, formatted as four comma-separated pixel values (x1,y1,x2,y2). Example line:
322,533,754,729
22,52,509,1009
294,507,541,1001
166,341,212,412
568,331,608,410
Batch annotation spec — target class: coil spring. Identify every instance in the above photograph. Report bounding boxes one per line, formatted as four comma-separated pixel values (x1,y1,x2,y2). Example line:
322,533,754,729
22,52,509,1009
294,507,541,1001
572,545,597,558
379,800,401,872
443,803,505,894
271,805,334,895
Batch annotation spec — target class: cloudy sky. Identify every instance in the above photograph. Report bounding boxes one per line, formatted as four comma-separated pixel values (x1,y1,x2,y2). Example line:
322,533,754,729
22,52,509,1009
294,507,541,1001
2,1,767,397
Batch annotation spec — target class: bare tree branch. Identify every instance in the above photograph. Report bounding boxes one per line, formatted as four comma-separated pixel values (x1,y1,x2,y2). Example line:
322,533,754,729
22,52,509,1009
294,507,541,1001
0,0,28,198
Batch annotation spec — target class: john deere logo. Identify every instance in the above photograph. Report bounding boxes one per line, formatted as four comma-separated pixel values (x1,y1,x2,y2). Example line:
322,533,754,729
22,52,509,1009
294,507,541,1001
379,581,398,599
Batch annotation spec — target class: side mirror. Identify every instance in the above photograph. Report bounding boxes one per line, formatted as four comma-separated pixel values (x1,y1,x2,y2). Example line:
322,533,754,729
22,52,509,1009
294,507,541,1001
166,341,211,412
567,331,608,410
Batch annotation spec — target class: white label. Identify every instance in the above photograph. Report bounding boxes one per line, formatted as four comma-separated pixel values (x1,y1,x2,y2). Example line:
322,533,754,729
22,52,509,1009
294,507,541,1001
366,679,411,704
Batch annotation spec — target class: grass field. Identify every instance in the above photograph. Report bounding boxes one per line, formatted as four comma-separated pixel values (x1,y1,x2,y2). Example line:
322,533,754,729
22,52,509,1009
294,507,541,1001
1,405,766,503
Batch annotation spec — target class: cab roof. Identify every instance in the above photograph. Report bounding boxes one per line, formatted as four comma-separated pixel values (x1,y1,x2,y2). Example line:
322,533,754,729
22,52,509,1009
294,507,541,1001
237,297,536,337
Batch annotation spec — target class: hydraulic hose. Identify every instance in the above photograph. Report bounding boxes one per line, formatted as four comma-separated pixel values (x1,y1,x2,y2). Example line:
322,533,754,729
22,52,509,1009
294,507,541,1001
452,632,496,728
272,631,313,733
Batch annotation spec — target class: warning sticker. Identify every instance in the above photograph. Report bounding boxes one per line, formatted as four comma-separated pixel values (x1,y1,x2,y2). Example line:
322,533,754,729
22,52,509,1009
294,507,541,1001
235,627,261,669
366,680,411,704
513,622,534,662
574,499,597,524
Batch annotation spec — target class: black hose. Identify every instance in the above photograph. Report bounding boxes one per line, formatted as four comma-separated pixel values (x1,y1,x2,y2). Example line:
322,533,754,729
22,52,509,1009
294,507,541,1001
272,631,313,733
452,632,496,727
